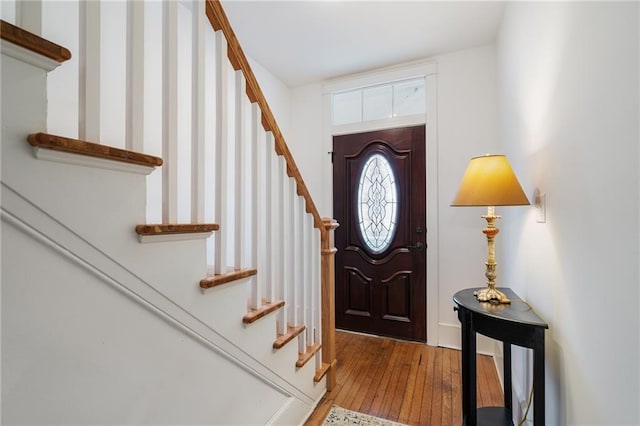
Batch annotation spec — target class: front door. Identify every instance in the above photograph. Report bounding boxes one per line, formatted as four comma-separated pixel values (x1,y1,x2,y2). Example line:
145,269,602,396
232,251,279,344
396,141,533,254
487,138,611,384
333,125,426,342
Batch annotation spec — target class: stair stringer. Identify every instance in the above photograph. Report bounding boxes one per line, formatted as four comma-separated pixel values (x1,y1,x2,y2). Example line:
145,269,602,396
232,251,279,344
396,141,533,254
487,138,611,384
1,184,321,425
199,280,326,398
1,40,324,425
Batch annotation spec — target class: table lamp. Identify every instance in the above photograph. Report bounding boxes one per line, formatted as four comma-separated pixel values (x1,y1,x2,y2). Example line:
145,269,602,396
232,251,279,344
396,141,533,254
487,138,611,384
451,154,530,304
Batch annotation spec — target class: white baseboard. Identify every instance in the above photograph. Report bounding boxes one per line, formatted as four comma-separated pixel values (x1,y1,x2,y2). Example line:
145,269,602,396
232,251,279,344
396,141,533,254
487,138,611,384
267,396,318,426
493,340,504,390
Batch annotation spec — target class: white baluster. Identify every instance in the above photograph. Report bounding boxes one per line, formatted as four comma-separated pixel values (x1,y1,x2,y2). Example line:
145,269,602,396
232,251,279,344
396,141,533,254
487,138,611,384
161,1,178,223
79,0,100,142
289,187,303,325
234,70,247,269
126,0,144,153
101,1,127,149
258,132,278,302
203,19,216,263
280,163,293,333
191,0,205,223
271,153,282,290
142,1,163,224
284,176,300,326
313,225,322,369
16,0,41,35
294,195,304,354
213,30,228,274
41,1,80,139
252,104,266,309
296,195,309,324
2,0,16,24
305,212,314,348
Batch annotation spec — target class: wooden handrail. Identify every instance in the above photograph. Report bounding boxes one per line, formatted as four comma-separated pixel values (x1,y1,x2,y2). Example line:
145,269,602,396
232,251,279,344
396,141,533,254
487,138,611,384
205,0,322,231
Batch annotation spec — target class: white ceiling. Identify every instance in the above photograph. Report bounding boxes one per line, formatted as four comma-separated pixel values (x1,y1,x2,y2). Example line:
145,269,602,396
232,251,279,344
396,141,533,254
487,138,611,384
222,1,506,87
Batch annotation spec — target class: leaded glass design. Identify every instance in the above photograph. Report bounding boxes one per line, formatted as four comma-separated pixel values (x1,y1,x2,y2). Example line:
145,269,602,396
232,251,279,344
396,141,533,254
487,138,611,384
357,154,398,253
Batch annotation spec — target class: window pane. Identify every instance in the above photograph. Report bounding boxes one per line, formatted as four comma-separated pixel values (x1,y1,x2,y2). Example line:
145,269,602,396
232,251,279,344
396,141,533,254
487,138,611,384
393,78,425,117
357,154,398,253
333,90,362,125
363,85,392,121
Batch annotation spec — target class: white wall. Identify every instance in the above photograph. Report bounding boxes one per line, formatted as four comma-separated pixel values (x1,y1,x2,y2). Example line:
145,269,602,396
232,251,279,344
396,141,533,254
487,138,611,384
288,81,326,215
497,2,640,424
2,223,288,425
432,45,502,349
249,58,330,228
250,57,292,142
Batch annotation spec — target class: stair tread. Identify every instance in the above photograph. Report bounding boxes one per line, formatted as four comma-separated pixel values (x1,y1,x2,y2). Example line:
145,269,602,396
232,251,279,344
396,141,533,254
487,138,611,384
28,133,163,168
296,342,321,368
137,223,219,236
314,362,331,383
243,300,284,324
273,324,306,349
200,268,256,289
1,20,71,62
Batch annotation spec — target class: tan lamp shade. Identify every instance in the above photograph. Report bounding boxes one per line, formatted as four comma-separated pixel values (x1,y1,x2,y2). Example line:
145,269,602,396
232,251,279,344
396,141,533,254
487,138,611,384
451,154,530,206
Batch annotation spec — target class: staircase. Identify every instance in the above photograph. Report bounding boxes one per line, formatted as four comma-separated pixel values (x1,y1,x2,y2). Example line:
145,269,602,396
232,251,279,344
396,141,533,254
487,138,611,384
1,2,337,424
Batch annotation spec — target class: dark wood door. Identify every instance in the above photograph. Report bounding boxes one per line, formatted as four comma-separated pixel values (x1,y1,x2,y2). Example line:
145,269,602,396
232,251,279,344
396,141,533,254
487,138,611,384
333,125,426,342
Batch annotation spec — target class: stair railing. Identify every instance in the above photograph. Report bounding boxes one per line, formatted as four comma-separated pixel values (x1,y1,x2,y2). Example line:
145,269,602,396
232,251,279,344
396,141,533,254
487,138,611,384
5,0,337,389
204,0,338,387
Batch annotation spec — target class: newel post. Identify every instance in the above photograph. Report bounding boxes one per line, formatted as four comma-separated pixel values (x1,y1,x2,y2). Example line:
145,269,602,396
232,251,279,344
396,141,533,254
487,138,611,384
321,217,339,390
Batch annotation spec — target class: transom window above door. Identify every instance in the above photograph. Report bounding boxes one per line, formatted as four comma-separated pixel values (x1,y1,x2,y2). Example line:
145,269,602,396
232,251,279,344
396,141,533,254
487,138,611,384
331,77,425,126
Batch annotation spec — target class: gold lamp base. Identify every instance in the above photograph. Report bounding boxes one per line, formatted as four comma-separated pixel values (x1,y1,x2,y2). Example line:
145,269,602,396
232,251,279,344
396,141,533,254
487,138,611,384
474,286,511,304
475,206,511,304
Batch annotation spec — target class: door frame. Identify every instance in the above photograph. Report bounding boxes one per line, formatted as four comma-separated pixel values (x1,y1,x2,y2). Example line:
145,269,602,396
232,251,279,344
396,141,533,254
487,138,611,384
322,60,440,346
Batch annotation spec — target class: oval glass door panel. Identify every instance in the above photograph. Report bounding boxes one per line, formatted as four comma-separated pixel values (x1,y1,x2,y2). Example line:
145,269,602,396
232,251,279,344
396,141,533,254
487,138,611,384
357,153,399,253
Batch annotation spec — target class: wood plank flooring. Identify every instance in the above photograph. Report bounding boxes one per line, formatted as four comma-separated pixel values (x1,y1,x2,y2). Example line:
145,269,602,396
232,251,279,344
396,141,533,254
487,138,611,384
305,331,503,425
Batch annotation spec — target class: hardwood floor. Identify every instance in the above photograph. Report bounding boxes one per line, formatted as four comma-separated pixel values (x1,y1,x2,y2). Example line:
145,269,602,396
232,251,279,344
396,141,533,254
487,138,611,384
305,331,503,425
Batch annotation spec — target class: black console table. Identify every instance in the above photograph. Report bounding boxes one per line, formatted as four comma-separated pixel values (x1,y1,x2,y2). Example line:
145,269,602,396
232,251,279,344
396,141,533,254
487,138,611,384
453,288,548,426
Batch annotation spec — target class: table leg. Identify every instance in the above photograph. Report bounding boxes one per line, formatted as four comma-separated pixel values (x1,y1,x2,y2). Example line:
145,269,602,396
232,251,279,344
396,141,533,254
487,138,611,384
460,308,476,426
504,343,512,412
533,330,545,426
